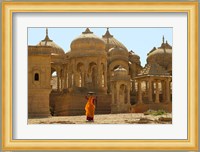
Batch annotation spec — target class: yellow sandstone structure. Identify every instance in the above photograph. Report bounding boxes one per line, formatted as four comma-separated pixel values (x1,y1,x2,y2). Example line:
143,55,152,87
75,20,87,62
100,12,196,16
28,28,172,118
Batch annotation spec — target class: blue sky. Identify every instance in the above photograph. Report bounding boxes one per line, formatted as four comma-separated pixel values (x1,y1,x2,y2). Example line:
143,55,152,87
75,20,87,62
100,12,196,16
28,27,172,66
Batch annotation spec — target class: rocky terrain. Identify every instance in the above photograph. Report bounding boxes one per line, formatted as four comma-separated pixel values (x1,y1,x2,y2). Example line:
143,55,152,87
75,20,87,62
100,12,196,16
28,113,172,124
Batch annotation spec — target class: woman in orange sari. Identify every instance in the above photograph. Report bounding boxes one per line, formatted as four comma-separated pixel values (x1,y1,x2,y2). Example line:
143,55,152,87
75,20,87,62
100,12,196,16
85,92,97,121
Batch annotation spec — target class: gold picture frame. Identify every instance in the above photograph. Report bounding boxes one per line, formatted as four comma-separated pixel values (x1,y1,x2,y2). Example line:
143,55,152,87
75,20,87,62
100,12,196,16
2,2,198,150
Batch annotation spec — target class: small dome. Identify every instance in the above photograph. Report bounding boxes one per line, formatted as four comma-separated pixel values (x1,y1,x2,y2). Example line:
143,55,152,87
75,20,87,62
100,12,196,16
108,46,128,56
70,28,105,51
37,28,65,55
102,28,127,51
147,36,172,69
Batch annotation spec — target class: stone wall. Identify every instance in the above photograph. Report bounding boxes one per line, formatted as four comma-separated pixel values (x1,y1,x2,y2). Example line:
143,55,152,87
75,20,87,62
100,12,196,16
131,103,172,113
50,93,111,116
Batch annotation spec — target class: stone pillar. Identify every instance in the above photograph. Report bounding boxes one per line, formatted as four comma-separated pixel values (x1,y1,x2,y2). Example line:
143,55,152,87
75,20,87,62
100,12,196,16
116,83,120,103
165,79,170,103
111,83,115,104
162,80,166,102
71,73,74,87
127,85,130,104
81,72,84,87
155,80,160,103
97,59,101,88
64,71,67,89
60,78,63,91
68,72,72,88
104,61,107,89
131,80,134,93
148,79,153,103
57,77,59,91
138,80,143,104
57,70,60,91
145,81,148,92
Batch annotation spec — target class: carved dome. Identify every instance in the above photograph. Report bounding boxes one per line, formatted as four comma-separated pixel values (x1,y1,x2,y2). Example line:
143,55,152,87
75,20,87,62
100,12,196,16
37,28,65,55
70,28,106,51
147,36,172,70
108,46,128,56
102,28,127,51
108,46,129,62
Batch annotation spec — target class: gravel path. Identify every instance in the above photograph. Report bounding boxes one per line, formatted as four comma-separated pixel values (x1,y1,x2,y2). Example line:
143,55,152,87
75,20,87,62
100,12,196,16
28,113,172,124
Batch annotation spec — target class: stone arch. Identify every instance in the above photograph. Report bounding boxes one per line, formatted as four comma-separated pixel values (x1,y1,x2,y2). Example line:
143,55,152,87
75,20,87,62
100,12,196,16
51,67,58,90
109,60,129,76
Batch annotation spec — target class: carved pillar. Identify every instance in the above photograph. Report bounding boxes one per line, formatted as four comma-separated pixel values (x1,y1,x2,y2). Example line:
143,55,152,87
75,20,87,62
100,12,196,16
162,80,166,102
165,79,170,103
155,80,160,103
57,69,60,91
148,79,153,103
132,80,136,93
138,80,143,104
116,83,120,104
127,84,130,104
97,59,101,88
145,81,148,92
81,72,84,87
111,83,115,104
104,60,107,89
68,72,72,88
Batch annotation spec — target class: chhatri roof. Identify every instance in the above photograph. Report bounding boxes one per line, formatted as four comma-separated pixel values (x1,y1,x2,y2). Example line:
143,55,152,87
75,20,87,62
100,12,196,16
37,28,65,55
70,28,105,51
102,28,127,51
147,36,172,56
138,63,170,76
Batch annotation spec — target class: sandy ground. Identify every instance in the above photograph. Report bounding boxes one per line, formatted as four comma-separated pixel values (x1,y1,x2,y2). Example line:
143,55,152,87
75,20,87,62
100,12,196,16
28,113,172,124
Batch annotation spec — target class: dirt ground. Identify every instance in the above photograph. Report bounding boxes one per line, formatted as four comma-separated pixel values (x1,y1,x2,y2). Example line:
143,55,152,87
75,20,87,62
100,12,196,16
28,113,172,124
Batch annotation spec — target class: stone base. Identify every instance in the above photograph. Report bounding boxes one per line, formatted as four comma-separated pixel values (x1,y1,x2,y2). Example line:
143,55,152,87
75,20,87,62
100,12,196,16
131,102,172,113
28,89,51,118
28,112,50,118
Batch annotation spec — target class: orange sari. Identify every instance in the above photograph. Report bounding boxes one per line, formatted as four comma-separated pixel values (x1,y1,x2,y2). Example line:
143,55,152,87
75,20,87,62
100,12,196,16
85,96,95,120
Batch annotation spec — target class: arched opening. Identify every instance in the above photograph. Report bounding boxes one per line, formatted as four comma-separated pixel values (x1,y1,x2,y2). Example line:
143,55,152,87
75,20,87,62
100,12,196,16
51,70,57,90
34,73,39,81
50,68,57,116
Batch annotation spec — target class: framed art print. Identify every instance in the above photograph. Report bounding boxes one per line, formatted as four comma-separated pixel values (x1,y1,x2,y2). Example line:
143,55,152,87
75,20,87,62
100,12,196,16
2,1,198,150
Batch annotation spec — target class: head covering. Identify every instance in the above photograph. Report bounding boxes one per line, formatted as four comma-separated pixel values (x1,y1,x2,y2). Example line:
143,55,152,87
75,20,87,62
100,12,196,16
87,91,95,95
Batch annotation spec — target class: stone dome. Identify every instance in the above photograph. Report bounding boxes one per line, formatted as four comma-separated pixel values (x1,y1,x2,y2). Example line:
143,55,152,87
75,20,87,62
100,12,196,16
108,46,128,56
102,28,127,51
147,36,172,69
37,28,65,55
70,28,106,51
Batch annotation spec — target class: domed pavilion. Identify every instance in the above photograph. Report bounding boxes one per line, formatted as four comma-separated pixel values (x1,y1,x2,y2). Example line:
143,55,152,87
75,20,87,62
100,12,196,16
28,28,172,117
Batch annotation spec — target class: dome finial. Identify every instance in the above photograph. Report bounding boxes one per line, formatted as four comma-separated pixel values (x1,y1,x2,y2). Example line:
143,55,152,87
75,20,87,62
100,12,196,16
162,35,165,43
82,28,93,34
46,28,48,36
102,27,113,38
42,27,52,42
